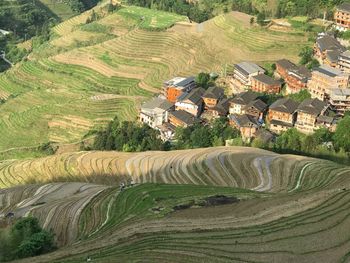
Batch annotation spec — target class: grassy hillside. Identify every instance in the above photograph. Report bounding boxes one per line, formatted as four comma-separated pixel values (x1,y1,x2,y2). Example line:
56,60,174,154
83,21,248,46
1,147,350,262
0,5,311,160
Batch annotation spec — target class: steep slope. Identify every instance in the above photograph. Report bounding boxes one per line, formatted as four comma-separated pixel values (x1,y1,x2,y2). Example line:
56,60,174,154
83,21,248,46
1,147,349,192
1,147,350,262
0,5,311,159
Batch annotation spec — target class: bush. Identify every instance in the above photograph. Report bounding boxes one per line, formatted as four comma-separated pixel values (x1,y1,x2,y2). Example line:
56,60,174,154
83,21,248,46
0,217,55,262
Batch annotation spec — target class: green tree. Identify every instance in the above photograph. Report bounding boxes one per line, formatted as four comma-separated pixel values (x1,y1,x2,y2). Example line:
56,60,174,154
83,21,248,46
257,12,266,26
190,125,212,148
307,58,320,70
275,128,304,152
16,231,54,258
0,217,55,261
334,116,350,151
195,72,211,89
288,89,311,103
299,46,314,65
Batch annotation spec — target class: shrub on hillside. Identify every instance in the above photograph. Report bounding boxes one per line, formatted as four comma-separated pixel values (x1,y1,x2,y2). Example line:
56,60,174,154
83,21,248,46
0,217,55,262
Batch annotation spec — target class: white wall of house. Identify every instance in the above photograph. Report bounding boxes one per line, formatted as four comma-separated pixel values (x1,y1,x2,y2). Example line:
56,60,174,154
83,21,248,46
140,108,168,128
229,104,242,115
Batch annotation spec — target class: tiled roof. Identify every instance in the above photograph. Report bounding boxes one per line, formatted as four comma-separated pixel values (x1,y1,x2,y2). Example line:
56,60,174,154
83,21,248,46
245,99,267,112
340,50,350,59
338,3,350,13
234,62,265,76
203,86,224,99
169,110,198,125
252,74,281,86
142,97,174,111
164,76,195,88
255,129,275,142
316,35,345,53
314,65,346,78
269,98,299,114
297,98,328,115
276,59,296,71
177,87,205,104
213,98,232,113
229,114,259,128
231,91,258,105
326,50,341,63
289,65,311,81
316,115,334,124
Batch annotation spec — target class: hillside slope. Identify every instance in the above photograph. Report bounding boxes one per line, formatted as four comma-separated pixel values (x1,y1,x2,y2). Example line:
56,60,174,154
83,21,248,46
1,146,348,191
1,147,350,263
0,5,311,159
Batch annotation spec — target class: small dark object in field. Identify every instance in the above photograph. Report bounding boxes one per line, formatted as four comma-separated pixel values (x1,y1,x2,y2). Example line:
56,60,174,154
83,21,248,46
200,195,239,207
173,200,195,211
5,212,14,218
31,202,46,207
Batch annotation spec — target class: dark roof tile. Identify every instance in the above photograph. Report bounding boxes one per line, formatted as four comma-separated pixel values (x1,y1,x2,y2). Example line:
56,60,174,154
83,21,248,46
231,91,258,105
269,98,299,113
229,114,259,128
297,98,328,115
203,86,224,99
169,110,199,125
252,74,281,86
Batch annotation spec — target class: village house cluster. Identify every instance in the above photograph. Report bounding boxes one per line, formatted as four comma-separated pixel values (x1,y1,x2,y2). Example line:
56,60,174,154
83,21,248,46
139,4,350,143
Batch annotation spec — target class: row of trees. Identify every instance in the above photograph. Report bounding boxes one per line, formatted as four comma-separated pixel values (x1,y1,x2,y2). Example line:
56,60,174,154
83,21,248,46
125,0,212,22
91,113,350,165
0,217,55,261
251,115,350,165
68,0,101,13
231,0,344,19
174,118,240,149
92,117,241,152
93,117,167,151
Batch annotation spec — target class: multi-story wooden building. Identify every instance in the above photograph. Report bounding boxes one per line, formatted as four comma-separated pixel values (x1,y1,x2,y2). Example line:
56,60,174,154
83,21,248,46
268,98,299,134
335,3,350,31
251,74,281,94
202,86,224,109
338,50,350,73
163,76,196,103
275,59,295,79
175,88,205,117
295,98,328,134
275,59,311,94
229,91,258,115
329,88,350,116
168,110,199,128
314,34,345,65
242,99,267,120
229,114,260,141
232,62,265,89
308,65,349,101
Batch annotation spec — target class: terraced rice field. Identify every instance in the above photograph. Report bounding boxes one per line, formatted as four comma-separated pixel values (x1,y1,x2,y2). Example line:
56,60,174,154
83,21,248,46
0,146,348,191
1,147,350,263
0,5,311,159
